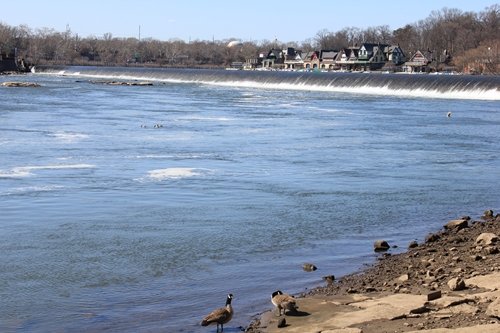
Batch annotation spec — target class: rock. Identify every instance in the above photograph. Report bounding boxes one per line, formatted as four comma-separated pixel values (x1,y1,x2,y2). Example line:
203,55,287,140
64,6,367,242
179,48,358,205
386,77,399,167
427,290,442,301
444,219,469,231
408,240,418,249
374,240,390,251
397,274,410,282
434,303,479,316
486,297,500,319
483,210,495,220
476,233,499,246
277,317,287,328
323,275,335,285
2,81,41,87
425,233,440,243
303,263,317,272
409,305,431,314
434,267,445,275
448,277,466,291
91,80,153,86
483,246,499,255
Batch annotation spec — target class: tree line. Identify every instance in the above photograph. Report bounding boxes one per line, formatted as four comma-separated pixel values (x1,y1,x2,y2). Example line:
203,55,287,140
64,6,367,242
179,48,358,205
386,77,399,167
0,5,498,73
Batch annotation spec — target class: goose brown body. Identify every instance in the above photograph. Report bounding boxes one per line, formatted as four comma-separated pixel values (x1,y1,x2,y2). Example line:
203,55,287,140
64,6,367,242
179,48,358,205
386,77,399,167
271,290,297,316
201,294,233,332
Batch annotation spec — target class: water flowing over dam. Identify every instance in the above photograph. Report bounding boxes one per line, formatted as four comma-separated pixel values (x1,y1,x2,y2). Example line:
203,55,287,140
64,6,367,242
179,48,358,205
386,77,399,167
34,66,500,100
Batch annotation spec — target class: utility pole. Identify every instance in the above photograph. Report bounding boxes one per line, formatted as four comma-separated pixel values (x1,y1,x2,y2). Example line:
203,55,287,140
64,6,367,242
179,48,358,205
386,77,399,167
139,25,141,41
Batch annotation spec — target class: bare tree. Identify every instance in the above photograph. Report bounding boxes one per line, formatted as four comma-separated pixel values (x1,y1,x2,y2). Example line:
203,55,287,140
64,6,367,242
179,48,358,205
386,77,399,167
2,5,499,73
393,24,419,52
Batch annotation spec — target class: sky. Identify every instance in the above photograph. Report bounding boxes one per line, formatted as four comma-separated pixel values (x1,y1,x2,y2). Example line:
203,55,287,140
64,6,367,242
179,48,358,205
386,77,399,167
1,0,497,43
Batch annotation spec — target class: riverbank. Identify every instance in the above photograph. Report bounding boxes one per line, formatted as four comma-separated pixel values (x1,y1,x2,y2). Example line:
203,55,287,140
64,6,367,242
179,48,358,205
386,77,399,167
247,210,500,333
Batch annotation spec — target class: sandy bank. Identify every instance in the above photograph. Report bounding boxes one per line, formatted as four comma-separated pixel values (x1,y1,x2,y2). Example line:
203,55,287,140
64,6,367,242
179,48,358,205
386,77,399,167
247,210,500,333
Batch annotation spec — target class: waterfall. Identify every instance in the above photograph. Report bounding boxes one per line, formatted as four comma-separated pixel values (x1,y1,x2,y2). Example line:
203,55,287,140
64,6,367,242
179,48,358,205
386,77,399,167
33,66,500,101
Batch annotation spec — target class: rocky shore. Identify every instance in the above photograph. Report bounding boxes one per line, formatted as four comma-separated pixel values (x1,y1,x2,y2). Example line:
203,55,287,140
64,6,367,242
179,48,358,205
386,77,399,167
247,210,500,333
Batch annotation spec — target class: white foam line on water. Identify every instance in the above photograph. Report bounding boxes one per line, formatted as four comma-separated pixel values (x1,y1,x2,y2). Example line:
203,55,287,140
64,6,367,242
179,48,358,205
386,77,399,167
135,154,207,159
0,164,95,178
147,168,201,180
4,185,66,195
50,131,89,142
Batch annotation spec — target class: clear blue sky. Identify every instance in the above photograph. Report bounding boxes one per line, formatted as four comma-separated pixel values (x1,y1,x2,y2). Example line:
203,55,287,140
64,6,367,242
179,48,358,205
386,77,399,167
1,0,497,43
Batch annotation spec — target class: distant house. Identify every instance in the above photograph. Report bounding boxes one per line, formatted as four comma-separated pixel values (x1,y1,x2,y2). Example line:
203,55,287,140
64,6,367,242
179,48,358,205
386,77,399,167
303,51,320,70
262,49,285,69
259,43,407,72
320,50,339,70
337,46,360,71
244,57,259,70
283,47,303,70
403,50,432,73
384,45,406,65
357,43,387,71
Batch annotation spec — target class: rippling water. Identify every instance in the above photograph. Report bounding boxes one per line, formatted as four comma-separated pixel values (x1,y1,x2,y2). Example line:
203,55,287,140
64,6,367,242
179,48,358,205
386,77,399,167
1,70,499,332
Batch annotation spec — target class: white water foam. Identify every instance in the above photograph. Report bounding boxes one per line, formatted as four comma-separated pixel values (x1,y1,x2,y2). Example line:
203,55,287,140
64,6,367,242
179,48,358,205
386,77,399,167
4,185,66,195
50,131,89,142
209,80,500,101
179,116,234,122
147,168,202,180
0,164,95,178
136,153,208,159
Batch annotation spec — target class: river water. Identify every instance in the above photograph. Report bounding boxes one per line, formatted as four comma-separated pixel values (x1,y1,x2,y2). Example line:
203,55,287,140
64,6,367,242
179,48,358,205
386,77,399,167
1,68,499,332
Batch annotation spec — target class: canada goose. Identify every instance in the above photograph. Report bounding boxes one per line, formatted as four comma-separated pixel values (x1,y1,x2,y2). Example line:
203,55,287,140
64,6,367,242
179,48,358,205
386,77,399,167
302,263,317,272
271,290,297,316
201,293,234,332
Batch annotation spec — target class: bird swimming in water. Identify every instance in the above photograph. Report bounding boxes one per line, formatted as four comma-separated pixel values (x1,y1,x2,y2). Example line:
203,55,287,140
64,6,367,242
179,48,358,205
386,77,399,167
271,290,297,316
302,263,317,272
201,293,234,332
447,112,452,118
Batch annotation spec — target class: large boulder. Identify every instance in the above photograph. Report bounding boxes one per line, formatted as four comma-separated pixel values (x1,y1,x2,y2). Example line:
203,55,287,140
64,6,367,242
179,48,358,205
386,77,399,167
447,277,466,291
482,209,494,220
408,240,418,249
444,219,468,231
374,240,390,252
475,233,499,246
